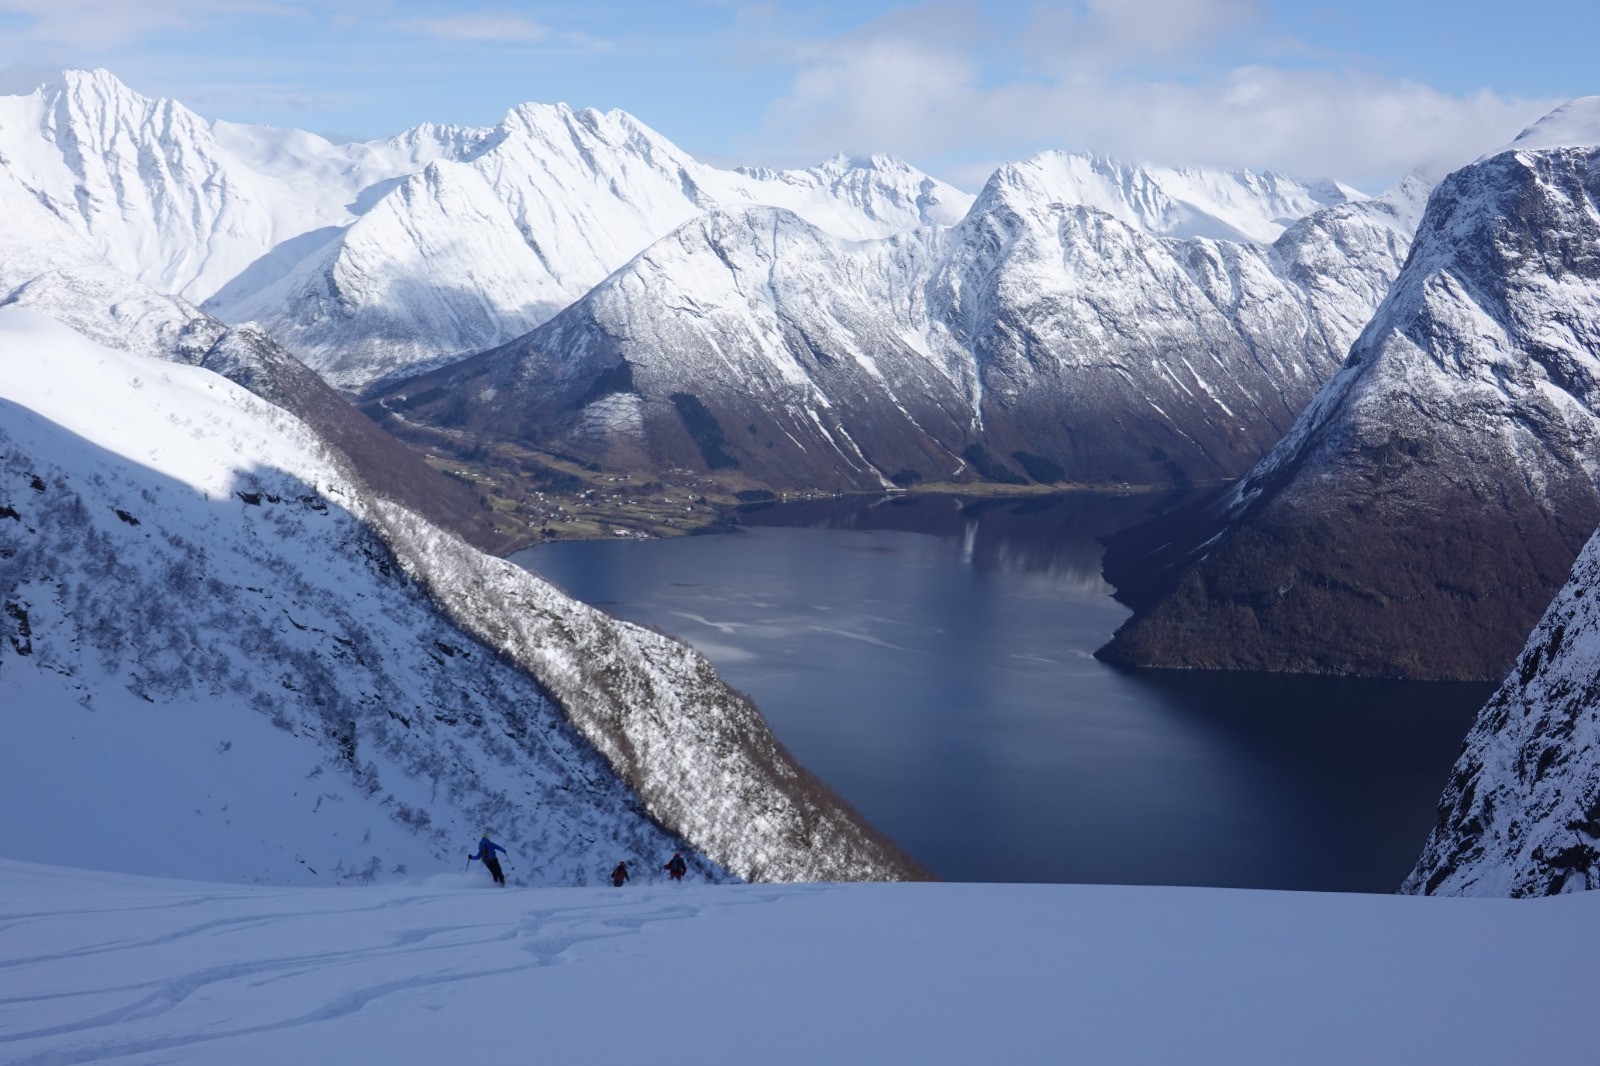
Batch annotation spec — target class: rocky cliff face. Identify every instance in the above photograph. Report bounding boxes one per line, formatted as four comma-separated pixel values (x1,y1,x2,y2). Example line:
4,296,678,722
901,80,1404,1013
1404,522,1600,895
1099,143,1600,681
375,160,1422,492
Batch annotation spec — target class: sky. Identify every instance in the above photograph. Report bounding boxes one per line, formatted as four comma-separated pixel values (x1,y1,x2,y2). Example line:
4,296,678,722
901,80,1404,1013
0,0,1594,191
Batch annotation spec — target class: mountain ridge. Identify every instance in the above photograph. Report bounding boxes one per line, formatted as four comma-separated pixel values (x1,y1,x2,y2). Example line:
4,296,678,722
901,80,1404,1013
1099,142,1600,680
373,164,1426,492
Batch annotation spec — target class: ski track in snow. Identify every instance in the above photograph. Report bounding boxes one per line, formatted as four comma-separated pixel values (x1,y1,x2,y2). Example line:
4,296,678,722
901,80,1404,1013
3,860,1599,1065
0,863,798,1065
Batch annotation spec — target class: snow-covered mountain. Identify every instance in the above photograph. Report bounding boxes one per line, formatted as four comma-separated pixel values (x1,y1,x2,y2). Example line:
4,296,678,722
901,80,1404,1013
0,69,972,392
1404,520,1600,896
983,151,1359,243
216,107,975,391
1098,137,1600,681
0,308,917,884
0,68,484,306
1487,94,1600,156
376,163,1423,491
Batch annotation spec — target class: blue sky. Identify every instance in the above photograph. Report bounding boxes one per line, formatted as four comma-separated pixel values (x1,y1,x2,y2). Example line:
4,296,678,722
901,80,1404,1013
0,1,1593,189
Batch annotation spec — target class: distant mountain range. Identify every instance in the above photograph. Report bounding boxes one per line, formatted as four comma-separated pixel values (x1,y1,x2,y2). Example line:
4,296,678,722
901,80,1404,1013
2,73,1413,491
368,152,1423,492
11,67,1600,896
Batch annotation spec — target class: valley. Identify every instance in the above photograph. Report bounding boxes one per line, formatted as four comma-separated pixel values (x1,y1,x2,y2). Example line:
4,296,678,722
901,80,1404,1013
4,61,1600,912
7,6,1600,1059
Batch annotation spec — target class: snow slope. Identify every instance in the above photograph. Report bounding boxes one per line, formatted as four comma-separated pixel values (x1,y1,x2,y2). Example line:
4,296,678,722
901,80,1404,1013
1491,95,1600,155
0,309,916,884
3,859,1596,1065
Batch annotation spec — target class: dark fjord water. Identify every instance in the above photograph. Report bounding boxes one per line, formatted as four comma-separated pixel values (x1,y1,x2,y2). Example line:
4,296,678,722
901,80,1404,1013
512,493,1492,891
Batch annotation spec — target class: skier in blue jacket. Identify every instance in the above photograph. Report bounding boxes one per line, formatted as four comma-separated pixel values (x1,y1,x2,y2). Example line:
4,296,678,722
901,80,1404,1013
470,833,507,886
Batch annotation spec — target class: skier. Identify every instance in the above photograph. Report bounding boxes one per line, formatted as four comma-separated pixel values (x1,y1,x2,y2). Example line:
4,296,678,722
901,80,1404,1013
469,833,508,886
611,860,630,888
664,853,688,882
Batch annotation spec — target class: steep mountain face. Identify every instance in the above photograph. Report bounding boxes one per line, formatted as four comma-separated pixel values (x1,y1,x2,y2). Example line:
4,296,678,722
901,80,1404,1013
1404,522,1600,896
219,104,974,392
377,161,1422,492
1099,143,1600,681
0,309,918,884
0,69,480,305
924,159,1423,488
377,208,969,489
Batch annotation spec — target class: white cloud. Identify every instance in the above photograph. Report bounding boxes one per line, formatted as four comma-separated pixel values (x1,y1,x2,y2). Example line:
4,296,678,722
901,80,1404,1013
751,0,1556,189
0,0,293,51
411,12,553,44
404,9,603,50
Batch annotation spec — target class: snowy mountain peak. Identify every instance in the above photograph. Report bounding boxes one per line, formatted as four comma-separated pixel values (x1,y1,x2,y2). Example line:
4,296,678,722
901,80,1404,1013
1305,177,1363,205
1498,96,1600,155
809,152,918,176
207,93,974,389
496,99,693,166
40,67,212,145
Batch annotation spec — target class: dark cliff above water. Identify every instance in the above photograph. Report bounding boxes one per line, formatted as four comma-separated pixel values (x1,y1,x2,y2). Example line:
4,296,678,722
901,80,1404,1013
1098,145,1600,682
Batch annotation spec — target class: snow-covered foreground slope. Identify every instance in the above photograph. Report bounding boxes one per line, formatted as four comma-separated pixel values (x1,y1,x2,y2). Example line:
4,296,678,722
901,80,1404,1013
0,309,686,885
3,860,1596,1065
0,309,915,884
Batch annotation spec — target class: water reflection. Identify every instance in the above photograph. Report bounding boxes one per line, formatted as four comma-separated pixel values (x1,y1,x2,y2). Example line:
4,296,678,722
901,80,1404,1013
513,492,1489,891
735,490,1182,589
